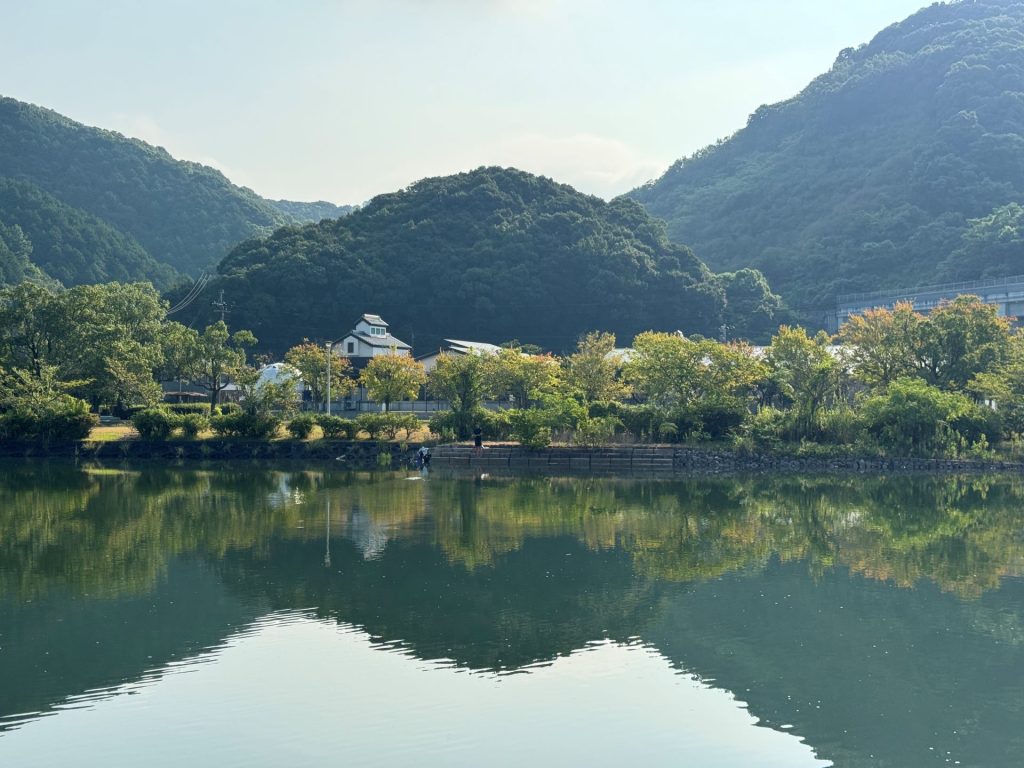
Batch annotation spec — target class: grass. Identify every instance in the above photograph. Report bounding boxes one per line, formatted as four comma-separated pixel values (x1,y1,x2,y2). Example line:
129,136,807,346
87,425,137,442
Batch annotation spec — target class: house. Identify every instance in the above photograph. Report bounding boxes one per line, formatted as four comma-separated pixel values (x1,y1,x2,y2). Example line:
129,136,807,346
416,339,503,373
333,314,412,370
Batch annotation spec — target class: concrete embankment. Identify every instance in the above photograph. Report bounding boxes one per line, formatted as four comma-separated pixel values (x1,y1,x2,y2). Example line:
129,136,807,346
1,440,1022,475
0,439,424,469
430,444,1024,475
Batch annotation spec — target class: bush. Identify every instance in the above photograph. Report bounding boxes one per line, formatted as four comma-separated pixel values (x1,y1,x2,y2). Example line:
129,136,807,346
132,409,178,440
508,408,552,449
430,408,514,442
356,412,421,440
574,415,622,447
210,412,281,439
178,412,209,438
38,406,97,441
2,397,97,442
860,378,999,457
167,403,212,415
287,413,317,439
214,402,242,416
744,406,787,448
618,404,662,440
318,415,358,439
815,406,865,445
355,413,388,439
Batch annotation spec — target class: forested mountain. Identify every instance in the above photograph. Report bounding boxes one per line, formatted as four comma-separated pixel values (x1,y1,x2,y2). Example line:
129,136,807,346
631,0,1024,317
199,167,780,353
0,177,175,287
268,199,354,223
0,96,349,284
0,221,47,286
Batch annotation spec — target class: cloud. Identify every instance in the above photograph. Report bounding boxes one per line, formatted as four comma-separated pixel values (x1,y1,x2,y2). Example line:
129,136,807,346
484,133,666,199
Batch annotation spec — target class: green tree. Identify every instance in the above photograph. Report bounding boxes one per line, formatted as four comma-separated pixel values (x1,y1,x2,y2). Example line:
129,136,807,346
624,332,763,411
764,326,846,439
51,282,168,411
565,331,629,403
284,340,354,411
427,352,489,438
0,281,60,377
485,347,560,409
838,302,922,391
915,296,1012,391
359,355,426,411
185,321,258,410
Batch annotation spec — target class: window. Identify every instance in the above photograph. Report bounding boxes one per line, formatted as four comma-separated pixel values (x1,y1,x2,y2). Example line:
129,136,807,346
371,326,386,337
347,341,355,354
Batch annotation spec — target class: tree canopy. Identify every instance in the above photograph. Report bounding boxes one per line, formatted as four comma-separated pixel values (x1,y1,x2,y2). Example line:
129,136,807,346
199,167,779,353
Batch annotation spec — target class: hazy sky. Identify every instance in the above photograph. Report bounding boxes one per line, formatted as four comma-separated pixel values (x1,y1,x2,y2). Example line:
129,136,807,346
1,0,928,204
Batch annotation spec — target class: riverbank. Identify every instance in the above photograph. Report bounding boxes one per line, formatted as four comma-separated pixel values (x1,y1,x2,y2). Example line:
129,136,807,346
0,438,425,469
430,444,1024,475
1,439,1022,475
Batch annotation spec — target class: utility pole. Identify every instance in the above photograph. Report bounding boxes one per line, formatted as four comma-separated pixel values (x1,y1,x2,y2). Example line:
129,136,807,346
212,290,229,323
325,340,332,416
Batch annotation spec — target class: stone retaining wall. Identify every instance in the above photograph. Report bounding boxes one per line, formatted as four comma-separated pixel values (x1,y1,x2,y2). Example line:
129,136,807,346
430,444,1024,475
0,439,424,470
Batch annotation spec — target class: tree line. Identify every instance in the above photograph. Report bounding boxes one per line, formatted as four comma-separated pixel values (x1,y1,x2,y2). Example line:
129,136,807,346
2,276,1022,458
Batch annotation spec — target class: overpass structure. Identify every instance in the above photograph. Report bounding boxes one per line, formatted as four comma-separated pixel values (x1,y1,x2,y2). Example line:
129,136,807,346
828,274,1024,332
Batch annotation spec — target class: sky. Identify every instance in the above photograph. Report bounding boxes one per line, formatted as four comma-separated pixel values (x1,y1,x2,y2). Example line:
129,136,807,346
1,0,929,205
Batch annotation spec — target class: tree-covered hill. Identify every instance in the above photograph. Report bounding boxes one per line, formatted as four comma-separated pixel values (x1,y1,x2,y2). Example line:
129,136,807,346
631,0,1024,317
0,177,175,287
200,167,779,353
0,96,351,282
268,199,354,223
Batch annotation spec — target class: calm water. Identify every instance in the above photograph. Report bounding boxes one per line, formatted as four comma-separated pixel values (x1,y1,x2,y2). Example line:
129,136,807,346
0,463,1022,767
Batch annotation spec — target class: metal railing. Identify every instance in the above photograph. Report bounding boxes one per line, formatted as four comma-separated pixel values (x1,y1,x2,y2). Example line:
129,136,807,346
837,274,1024,306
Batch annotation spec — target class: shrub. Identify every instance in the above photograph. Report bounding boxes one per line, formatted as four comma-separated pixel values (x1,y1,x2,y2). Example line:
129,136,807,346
38,406,97,441
428,411,458,441
430,408,514,442
318,415,358,439
356,413,388,439
178,413,209,438
167,403,212,415
508,408,552,449
287,413,317,439
215,402,242,416
574,415,622,447
210,412,281,439
2,397,97,442
744,406,787,448
384,413,421,440
132,409,178,440
657,422,679,442
618,404,662,440
815,406,865,445
860,378,999,457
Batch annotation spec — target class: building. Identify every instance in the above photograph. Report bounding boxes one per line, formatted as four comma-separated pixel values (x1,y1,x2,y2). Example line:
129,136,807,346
416,339,502,373
333,314,412,370
829,275,1024,332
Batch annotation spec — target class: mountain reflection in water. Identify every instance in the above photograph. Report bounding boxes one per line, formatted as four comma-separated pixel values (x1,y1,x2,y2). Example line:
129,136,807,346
1,462,1022,767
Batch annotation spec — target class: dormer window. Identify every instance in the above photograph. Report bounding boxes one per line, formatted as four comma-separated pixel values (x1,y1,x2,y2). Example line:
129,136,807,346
370,326,386,337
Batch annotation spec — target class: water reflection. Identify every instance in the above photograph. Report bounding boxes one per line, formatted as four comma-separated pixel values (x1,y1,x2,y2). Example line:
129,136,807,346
1,462,1023,766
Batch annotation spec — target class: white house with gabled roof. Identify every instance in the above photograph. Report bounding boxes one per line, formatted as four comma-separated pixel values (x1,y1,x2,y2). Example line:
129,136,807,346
333,314,412,369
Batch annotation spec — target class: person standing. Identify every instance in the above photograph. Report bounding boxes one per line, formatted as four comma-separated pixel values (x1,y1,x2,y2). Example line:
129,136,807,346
472,425,483,457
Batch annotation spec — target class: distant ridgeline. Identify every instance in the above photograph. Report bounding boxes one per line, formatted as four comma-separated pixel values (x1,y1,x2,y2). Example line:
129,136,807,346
192,167,783,354
631,0,1024,321
0,96,351,288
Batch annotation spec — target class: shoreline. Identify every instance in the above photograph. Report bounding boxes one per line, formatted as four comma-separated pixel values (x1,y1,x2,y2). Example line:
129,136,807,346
1,439,1023,475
